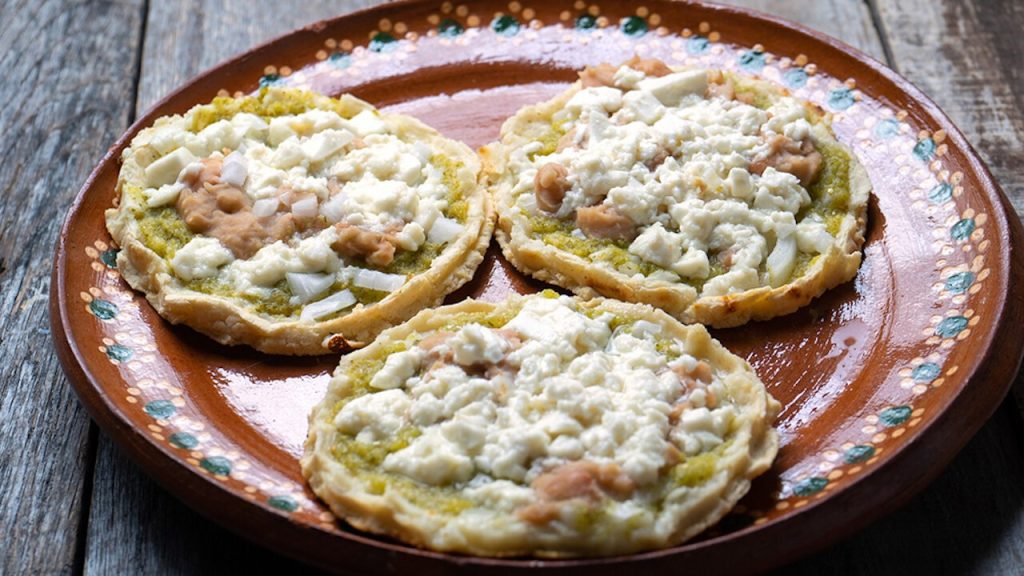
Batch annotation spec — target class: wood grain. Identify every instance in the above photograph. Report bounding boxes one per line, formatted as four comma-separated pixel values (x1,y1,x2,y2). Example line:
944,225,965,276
83,2,371,574
0,0,143,574
136,0,372,111
725,0,886,61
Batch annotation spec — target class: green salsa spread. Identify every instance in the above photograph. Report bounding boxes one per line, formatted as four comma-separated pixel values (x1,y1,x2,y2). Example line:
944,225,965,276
188,88,357,133
522,139,851,287
527,119,568,161
137,207,193,259
129,90,474,319
330,339,474,514
432,154,469,222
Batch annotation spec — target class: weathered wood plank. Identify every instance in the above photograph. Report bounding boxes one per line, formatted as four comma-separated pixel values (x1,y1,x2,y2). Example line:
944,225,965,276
0,0,144,574
85,439,330,575
83,2,371,574
725,0,887,61
874,0,1024,218
136,0,371,111
873,0,1024,413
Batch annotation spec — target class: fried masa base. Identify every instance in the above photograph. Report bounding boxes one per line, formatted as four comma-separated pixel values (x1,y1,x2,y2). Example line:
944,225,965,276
483,72,870,329
106,93,494,355
302,296,780,557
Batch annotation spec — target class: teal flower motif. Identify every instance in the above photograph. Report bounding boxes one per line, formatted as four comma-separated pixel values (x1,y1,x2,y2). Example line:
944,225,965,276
105,344,132,362
951,218,975,241
438,18,463,37
574,14,597,30
784,68,807,88
879,405,912,426
944,271,975,294
912,362,941,382
935,316,968,338
913,137,936,161
89,299,118,321
620,16,647,37
258,74,282,89
844,445,875,464
874,118,900,139
268,495,298,512
144,399,176,420
793,476,828,497
928,182,953,204
328,51,351,68
169,432,199,450
738,50,765,72
368,32,397,52
492,15,520,36
200,456,232,476
828,87,855,111
687,35,710,54
100,249,119,268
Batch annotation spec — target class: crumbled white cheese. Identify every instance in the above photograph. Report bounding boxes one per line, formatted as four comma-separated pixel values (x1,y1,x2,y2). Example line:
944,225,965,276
335,388,410,442
449,324,509,366
334,296,741,494
513,65,828,294
370,349,424,390
170,237,234,281
139,100,461,294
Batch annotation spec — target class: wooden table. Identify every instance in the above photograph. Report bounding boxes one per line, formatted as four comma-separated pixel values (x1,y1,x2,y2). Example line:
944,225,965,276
2,0,1022,573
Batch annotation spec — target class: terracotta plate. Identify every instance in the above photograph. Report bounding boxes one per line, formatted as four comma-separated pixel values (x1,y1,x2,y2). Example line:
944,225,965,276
51,1,1024,574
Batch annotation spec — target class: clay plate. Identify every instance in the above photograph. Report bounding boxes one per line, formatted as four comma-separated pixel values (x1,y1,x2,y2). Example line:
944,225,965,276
51,1,1024,574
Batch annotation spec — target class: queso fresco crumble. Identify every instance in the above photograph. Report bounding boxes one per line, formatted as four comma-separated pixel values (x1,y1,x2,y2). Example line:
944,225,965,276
120,89,471,321
312,292,776,554
506,61,853,295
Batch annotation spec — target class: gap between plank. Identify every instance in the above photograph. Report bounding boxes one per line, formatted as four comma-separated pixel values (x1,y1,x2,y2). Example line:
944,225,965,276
73,1,150,574
130,0,151,122
71,424,99,576
865,0,898,69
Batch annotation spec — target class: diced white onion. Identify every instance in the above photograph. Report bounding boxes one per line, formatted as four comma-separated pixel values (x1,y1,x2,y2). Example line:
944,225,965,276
220,152,248,187
286,272,335,303
351,268,407,292
145,147,197,187
767,234,798,288
320,193,347,223
291,195,319,218
300,289,356,322
426,216,463,244
252,198,280,217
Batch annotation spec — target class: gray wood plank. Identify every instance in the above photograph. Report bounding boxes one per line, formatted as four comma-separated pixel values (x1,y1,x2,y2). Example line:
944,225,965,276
0,0,144,574
724,0,887,61
874,0,1024,218
86,439,331,575
136,0,371,112
872,0,1024,413
83,2,371,574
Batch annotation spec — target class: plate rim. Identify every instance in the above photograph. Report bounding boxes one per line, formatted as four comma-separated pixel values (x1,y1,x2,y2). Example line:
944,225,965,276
50,0,1024,572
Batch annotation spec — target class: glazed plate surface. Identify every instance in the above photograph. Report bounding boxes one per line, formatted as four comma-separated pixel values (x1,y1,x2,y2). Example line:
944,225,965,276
51,1,1024,574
